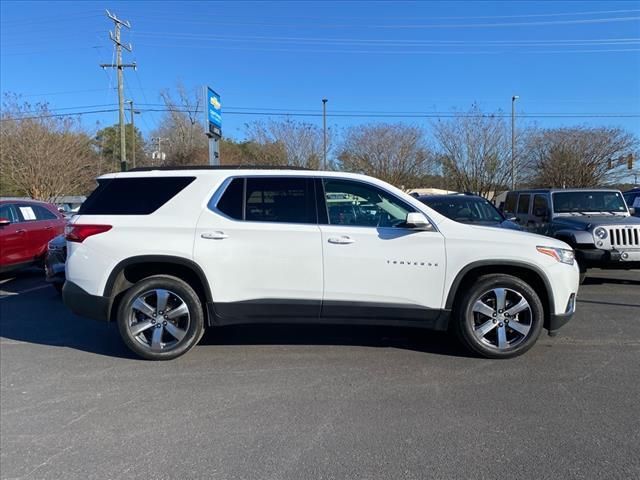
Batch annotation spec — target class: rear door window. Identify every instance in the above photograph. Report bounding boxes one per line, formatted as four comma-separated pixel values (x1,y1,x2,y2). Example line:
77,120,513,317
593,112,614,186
517,194,531,215
0,204,20,223
79,177,195,215
245,177,316,224
503,193,518,214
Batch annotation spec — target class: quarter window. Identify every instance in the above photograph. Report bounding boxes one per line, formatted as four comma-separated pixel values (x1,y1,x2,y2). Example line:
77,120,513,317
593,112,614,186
323,179,414,228
33,205,57,220
216,178,244,220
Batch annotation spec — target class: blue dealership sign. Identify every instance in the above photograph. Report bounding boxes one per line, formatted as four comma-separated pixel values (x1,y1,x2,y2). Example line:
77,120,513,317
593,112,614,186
206,87,222,138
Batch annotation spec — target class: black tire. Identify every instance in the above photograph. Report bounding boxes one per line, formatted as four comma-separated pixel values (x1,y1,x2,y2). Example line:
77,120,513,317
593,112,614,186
117,275,205,360
454,274,544,359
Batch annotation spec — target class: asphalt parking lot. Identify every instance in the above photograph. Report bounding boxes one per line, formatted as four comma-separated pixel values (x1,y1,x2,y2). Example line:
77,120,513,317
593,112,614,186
1,269,639,480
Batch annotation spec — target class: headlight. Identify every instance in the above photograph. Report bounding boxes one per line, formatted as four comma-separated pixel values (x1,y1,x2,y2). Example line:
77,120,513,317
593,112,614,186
536,246,575,265
594,227,608,240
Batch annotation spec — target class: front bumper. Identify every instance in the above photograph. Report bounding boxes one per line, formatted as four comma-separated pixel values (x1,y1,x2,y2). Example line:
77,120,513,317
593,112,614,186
548,293,576,336
576,247,640,268
45,248,66,283
62,281,110,322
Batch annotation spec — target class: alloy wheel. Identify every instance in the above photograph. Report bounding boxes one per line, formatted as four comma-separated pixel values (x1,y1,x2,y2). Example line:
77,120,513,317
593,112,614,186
127,289,191,352
469,287,533,350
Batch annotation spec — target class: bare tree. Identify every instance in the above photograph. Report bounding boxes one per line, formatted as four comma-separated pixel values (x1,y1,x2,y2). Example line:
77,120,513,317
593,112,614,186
524,127,638,188
337,123,433,188
244,118,326,168
153,84,207,166
432,105,523,198
0,94,97,200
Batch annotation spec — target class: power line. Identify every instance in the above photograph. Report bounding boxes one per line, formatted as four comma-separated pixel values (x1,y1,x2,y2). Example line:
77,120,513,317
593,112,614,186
135,42,640,55
133,14,640,30
0,108,119,122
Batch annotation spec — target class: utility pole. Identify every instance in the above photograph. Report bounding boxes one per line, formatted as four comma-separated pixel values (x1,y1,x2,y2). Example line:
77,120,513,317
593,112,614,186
101,10,135,172
151,137,168,165
127,100,138,169
511,95,519,190
322,98,328,170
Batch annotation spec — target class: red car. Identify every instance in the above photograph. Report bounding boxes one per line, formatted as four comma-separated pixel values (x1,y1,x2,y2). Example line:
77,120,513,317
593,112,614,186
0,199,66,272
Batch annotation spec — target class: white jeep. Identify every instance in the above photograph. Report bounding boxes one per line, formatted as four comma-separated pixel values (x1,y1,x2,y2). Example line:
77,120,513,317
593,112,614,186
63,167,579,360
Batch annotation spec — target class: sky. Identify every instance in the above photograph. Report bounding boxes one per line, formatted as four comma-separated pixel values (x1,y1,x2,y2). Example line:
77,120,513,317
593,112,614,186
1,0,639,142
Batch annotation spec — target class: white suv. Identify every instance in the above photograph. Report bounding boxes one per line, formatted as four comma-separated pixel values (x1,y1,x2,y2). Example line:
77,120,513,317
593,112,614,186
63,167,579,360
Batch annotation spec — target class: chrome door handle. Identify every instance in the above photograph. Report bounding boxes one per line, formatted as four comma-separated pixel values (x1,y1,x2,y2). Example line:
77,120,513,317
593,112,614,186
328,236,355,245
16,229,26,234
201,231,228,240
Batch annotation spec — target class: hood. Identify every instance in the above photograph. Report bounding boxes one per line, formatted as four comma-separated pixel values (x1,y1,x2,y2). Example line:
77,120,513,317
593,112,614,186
438,218,571,249
554,215,640,230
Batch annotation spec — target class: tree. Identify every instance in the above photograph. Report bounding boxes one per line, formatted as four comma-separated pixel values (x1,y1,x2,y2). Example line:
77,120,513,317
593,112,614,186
152,84,208,166
0,94,98,200
432,104,522,198
95,123,146,171
244,118,325,168
524,127,638,188
336,123,433,188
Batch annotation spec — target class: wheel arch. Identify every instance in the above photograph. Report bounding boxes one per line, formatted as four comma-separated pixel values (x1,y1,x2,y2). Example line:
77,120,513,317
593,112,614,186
103,255,213,322
445,260,554,330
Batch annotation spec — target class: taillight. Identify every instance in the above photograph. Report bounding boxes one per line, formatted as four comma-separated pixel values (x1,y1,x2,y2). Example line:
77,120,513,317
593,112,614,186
65,224,112,243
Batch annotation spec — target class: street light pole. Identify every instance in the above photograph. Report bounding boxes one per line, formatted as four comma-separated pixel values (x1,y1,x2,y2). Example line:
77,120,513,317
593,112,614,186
322,98,328,170
511,95,519,190
127,100,136,169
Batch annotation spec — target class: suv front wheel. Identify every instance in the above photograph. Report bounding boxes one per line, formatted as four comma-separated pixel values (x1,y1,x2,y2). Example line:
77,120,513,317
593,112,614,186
455,274,544,359
117,275,205,360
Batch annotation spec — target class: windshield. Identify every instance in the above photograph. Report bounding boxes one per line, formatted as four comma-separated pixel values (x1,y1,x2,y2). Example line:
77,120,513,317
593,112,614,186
552,191,627,214
422,196,504,223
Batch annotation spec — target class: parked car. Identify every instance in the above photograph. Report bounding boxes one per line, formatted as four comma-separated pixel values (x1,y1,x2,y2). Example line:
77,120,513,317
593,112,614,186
502,188,640,281
623,187,640,217
62,167,579,361
417,194,522,230
0,198,66,273
45,234,66,293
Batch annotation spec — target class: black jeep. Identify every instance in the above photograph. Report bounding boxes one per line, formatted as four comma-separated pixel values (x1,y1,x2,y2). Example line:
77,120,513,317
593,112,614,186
502,188,640,281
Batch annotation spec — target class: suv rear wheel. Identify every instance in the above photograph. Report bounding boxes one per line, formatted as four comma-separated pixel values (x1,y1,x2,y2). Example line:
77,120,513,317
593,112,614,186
455,274,544,359
117,275,205,360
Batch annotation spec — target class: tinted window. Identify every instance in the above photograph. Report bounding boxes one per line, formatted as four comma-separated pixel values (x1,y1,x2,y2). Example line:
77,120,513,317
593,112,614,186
323,179,414,228
422,196,503,223
504,193,517,214
33,205,57,220
0,204,19,223
245,177,316,224
517,194,531,215
216,178,244,220
79,177,195,215
533,195,549,216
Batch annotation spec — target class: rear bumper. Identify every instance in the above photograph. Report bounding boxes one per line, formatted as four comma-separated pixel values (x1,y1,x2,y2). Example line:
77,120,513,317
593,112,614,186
62,280,110,322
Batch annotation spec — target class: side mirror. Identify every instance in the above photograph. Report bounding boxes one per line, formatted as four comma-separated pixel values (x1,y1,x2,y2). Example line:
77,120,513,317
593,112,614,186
509,216,520,223
406,212,431,230
0,218,10,226
630,207,636,215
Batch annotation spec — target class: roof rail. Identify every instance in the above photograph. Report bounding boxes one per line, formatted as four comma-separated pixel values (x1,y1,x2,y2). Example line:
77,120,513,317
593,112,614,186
128,165,313,172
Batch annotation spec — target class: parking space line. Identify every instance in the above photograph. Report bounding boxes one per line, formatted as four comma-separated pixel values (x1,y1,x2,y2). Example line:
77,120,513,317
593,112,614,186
0,284,51,298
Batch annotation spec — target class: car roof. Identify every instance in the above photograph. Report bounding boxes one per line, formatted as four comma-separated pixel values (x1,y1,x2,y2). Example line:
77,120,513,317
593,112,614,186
418,193,486,201
508,188,622,194
0,197,53,206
